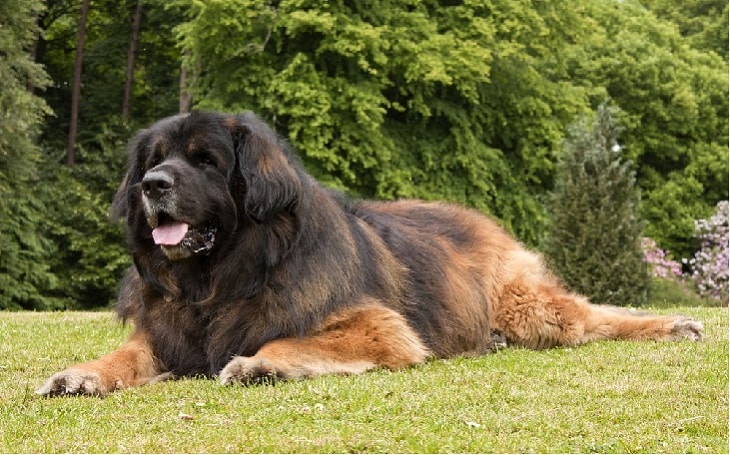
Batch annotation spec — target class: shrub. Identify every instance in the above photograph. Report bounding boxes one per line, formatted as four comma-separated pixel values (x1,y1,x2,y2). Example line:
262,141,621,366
542,103,650,306
648,277,717,309
641,237,683,280
42,122,131,309
0,0,59,310
688,200,729,305
640,236,715,308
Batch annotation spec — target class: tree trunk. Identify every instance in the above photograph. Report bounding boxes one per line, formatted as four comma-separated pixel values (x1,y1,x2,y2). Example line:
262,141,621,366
27,9,47,94
67,0,91,166
28,37,38,95
179,62,193,114
122,1,143,121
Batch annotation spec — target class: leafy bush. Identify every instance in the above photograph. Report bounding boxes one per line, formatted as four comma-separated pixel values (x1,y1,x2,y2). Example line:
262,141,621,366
641,200,728,307
640,236,715,308
542,103,650,306
688,200,728,305
648,277,716,309
0,0,60,310
175,1,606,246
42,122,132,309
569,0,729,260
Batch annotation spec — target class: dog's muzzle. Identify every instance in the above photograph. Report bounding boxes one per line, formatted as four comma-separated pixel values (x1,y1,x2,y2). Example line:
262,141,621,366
140,168,217,258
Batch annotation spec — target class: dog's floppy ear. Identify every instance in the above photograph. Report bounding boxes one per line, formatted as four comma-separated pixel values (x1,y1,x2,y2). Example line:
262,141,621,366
229,113,303,222
111,129,150,222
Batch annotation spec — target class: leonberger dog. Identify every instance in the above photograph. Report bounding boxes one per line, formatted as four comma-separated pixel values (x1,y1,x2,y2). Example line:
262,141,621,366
37,111,703,396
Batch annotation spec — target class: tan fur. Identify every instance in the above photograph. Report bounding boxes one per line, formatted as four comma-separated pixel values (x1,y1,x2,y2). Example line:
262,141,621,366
490,248,703,349
258,147,293,177
219,302,430,383
35,330,159,396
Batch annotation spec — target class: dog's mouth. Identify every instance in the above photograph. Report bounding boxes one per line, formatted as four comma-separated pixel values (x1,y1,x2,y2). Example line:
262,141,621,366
149,213,217,257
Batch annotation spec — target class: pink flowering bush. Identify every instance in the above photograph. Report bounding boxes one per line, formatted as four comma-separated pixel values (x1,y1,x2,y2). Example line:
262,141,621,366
643,201,729,306
641,237,683,279
688,201,729,305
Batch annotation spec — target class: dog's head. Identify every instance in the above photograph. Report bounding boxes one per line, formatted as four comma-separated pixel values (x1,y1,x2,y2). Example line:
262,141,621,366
113,111,304,262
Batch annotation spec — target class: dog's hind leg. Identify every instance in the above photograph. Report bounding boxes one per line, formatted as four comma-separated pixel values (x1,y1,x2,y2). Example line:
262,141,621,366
219,302,430,385
493,280,703,350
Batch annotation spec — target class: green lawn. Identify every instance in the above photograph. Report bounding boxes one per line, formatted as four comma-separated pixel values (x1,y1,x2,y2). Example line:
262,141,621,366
0,307,727,453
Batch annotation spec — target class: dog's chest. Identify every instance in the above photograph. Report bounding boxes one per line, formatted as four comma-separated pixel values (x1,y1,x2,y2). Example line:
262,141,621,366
143,297,274,376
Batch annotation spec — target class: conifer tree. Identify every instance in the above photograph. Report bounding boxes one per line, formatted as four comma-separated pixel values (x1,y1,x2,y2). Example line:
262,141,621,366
0,0,58,309
542,104,650,306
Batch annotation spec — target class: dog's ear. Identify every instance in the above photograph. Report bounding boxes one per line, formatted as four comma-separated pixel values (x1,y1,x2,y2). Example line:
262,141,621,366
111,130,150,222
229,113,303,222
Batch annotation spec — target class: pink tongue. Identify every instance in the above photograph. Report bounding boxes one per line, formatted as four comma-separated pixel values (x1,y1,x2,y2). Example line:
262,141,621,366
152,222,189,245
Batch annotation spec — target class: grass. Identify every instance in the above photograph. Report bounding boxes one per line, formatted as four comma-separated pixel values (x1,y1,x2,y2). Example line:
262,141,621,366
0,307,727,453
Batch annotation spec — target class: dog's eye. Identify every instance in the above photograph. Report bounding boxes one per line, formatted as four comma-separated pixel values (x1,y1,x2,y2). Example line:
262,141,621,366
148,154,162,169
195,152,217,169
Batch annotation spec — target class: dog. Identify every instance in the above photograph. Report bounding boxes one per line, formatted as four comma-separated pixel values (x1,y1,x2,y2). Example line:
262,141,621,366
36,111,703,396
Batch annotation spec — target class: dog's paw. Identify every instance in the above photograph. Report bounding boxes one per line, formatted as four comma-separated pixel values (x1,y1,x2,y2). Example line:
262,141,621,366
35,369,111,396
667,316,703,342
489,329,509,350
219,356,283,386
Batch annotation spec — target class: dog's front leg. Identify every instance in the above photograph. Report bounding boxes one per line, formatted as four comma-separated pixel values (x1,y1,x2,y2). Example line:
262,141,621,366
36,329,161,396
219,305,430,385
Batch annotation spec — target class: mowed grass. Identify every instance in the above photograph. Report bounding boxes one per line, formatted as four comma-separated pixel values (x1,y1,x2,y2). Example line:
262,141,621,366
0,307,726,453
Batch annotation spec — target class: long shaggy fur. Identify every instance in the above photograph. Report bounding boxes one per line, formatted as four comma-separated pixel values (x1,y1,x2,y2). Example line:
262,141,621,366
37,111,703,396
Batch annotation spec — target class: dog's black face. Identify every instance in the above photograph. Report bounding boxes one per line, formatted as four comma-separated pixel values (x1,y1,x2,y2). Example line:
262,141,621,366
113,111,305,272
127,113,240,260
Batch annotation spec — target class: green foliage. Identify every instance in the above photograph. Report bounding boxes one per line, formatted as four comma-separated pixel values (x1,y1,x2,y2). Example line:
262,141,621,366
42,122,131,309
649,278,718,309
566,0,729,258
176,0,595,243
33,0,181,308
543,104,650,306
0,0,723,309
642,0,728,59
39,0,183,151
176,0,727,253
0,0,59,309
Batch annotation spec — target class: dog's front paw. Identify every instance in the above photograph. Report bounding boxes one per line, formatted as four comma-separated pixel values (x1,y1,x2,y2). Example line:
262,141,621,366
667,316,704,342
35,369,112,396
219,356,283,386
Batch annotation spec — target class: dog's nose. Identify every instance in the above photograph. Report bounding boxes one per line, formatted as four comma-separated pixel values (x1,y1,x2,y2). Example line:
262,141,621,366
141,170,174,199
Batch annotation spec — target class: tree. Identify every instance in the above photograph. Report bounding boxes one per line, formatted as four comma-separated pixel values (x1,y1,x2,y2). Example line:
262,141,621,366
122,0,143,120
38,0,184,153
179,62,193,113
641,0,728,59
564,0,728,258
0,0,58,309
66,0,90,165
175,0,591,244
18,0,725,309
542,104,650,306
44,125,131,309
30,0,186,308
176,0,726,253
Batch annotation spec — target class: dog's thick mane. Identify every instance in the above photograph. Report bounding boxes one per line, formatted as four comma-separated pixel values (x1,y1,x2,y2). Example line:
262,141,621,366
113,113,303,300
